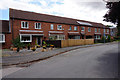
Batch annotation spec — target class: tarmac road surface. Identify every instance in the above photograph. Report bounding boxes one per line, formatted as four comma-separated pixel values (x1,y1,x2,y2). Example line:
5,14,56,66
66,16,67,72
3,43,118,78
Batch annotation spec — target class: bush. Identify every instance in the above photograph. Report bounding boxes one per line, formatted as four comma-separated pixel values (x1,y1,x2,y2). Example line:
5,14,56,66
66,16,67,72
12,36,25,48
101,36,106,43
107,35,111,42
114,36,120,41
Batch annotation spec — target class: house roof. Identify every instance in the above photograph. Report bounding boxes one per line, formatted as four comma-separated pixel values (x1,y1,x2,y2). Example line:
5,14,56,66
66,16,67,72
0,20,10,33
9,8,108,28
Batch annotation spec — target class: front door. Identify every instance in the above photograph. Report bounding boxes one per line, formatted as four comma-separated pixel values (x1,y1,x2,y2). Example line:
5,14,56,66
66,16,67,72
37,37,41,45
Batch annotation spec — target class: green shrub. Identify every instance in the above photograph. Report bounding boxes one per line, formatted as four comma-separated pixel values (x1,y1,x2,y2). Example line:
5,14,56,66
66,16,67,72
12,36,25,48
107,35,111,42
101,36,106,43
113,36,120,41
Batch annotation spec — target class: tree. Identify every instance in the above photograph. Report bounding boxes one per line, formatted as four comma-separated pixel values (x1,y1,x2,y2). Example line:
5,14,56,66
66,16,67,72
103,1,120,36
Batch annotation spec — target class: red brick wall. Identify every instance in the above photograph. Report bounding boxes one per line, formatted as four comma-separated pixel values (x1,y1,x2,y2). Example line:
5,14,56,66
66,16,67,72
3,19,110,49
2,33,12,49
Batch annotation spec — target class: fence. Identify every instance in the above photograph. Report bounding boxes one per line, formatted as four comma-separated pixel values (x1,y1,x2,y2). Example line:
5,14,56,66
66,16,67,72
44,39,94,48
61,39,94,48
43,40,61,48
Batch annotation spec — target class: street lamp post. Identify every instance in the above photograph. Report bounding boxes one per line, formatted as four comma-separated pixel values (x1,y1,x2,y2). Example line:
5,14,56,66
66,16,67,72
103,26,105,43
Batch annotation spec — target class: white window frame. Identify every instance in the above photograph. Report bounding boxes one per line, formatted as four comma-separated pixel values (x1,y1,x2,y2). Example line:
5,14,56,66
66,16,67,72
98,35,100,39
95,35,100,40
57,35,65,40
95,28,97,32
50,24,54,30
107,29,109,33
98,29,101,33
35,23,41,29
105,35,108,39
69,26,72,31
0,34,5,43
57,25,62,30
21,21,29,29
20,34,32,42
74,26,77,31
88,27,91,32
74,36,80,39
104,29,106,33
81,27,85,31
49,34,65,40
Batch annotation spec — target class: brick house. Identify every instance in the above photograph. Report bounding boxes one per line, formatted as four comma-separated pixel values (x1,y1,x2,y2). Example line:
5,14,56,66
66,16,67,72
0,8,110,49
0,20,13,49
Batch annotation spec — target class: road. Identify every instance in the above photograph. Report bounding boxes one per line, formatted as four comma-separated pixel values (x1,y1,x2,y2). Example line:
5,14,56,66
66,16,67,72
3,43,118,78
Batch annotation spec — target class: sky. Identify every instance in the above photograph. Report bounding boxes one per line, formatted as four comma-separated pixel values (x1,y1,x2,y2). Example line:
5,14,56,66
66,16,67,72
0,0,117,27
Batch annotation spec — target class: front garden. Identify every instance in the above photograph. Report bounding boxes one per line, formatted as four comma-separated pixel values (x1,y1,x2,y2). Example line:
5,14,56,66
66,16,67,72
3,36,55,55
94,35,120,43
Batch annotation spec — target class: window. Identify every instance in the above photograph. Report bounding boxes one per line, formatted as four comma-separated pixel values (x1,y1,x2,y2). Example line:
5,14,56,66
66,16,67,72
74,26,77,31
50,24,54,30
95,35,100,39
35,23,41,29
98,35,100,39
57,25,62,30
20,35,32,42
107,29,109,33
88,27,91,32
95,28,97,32
49,34,65,40
0,34,5,43
74,36,80,39
104,29,106,33
58,35,65,40
21,21,29,28
98,29,101,33
81,27,85,31
105,35,108,39
69,26,72,31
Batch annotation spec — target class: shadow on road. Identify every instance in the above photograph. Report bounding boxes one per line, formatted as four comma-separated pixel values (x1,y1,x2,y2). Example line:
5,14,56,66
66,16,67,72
96,50,118,78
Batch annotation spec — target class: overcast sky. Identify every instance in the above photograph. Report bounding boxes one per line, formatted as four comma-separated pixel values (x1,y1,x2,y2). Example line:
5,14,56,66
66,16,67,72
0,0,116,26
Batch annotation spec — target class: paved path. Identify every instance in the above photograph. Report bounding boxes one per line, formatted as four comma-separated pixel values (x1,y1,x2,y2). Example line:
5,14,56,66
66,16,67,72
3,42,118,78
2,42,118,66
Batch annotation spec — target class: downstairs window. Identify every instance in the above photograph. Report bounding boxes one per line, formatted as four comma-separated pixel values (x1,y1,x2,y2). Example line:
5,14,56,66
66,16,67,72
0,34,5,43
20,35,32,42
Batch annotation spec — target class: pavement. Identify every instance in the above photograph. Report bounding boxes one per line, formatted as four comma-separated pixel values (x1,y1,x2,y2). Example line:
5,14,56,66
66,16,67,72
2,42,118,67
2,42,118,78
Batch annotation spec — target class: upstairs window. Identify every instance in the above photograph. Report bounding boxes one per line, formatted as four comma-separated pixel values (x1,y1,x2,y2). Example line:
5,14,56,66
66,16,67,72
74,26,78,31
95,28,97,32
81,27,85,31
35,23,41,29
88,27,91,32
98,29,101,33
21,21,29,28
50,24,54,30
107,29,109,33
69,26,72,31
57,25,62,30
104,29,106,33
0,34,5,43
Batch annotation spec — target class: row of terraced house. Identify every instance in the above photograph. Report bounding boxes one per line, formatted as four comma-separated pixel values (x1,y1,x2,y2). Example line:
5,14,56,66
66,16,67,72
0,8,111,49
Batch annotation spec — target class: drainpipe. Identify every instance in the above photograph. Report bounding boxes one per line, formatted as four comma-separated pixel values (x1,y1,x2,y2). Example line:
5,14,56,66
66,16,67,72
12,9,14,40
